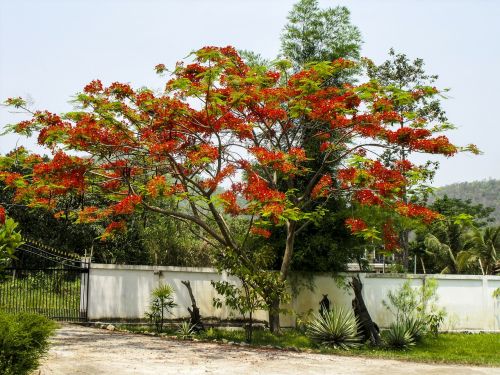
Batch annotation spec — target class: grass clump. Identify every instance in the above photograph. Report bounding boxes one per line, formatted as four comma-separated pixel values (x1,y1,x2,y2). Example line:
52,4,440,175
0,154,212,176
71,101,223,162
0,311,57,375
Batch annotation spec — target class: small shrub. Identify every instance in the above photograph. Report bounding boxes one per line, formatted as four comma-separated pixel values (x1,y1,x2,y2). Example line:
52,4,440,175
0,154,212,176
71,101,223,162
385,321,415,350
383,278,447,338
0,311,57,375
305,306,361,349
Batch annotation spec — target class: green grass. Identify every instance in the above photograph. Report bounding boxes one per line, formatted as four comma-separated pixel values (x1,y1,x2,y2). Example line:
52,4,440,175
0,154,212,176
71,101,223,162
349,333,500,367
151,326,500,367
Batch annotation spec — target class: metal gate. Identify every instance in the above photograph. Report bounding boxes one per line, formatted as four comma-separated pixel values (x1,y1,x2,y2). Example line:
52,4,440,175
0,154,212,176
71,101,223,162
0,239,89,321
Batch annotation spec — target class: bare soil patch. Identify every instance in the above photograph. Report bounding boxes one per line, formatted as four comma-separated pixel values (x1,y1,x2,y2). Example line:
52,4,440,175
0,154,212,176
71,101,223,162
36,324,499,375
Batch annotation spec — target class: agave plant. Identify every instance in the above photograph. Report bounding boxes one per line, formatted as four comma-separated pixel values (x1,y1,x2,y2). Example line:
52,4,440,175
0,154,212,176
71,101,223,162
176,321,195,339
305,306,361,349
402,316,425,343
385,321,415,349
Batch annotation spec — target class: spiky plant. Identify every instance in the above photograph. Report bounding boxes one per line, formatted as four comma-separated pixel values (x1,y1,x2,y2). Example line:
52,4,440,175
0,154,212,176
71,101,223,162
403,317,426,343
385,321,415,349
176,321,195,339
305,306,361,349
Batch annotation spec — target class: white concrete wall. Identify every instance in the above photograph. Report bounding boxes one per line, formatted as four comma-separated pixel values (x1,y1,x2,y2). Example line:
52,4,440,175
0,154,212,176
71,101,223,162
87,263,500,331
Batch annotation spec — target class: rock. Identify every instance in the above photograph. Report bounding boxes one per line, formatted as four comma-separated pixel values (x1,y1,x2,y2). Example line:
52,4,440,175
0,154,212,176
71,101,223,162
222,339,228,344
106,324,115,331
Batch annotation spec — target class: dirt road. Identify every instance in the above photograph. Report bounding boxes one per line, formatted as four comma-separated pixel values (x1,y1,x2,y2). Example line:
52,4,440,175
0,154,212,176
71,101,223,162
36,324,499,375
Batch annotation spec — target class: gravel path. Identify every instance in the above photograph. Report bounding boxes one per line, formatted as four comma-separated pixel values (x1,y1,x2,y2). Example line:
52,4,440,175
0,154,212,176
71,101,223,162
36,324,499,375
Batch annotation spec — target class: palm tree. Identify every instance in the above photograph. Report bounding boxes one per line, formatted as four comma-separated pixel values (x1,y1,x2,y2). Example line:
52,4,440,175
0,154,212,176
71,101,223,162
459,226,499,275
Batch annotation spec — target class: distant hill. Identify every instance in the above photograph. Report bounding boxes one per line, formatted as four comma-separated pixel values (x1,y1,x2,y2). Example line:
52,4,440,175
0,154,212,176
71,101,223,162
434,179,500,222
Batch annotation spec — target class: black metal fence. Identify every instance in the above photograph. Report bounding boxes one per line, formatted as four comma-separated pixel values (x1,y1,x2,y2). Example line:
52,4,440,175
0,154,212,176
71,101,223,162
0,241,89,321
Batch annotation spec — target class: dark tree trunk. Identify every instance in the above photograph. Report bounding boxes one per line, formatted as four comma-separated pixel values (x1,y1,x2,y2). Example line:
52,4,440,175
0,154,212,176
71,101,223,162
350,275,381,346
268,297,280,333
181,280,204,332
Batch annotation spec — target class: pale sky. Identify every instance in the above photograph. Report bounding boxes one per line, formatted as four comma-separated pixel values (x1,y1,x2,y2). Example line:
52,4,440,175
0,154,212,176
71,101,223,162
0,0,498,187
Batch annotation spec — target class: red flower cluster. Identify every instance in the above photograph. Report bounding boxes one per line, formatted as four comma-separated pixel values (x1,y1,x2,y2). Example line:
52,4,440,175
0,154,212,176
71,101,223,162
0,205,5,225
112,195,142,215
187,144,219,165
244,173,285,203
395,203,441,223
386,127,431,144
383,221,399,251
311,175,333,198
83,80,103,94
345,218,367,233
33,151,87,193
102,221,127,240
355,189,383,205
219,190,241,216
250,226,271,238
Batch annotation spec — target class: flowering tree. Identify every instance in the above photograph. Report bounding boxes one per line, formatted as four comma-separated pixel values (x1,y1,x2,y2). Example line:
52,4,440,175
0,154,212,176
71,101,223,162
0,46,476,331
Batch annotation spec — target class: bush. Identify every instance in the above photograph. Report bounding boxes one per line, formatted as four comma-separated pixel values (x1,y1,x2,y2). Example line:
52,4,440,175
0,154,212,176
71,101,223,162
0,311,57,375
305,306,361,349
385,320,415,350
383,279,446,339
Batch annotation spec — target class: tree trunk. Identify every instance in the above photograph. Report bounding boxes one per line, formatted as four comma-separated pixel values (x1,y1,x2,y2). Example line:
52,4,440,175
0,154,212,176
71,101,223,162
398,229,410,271
268,297,280,333
181,280,204,332
269,220,297,333
350,275,381,346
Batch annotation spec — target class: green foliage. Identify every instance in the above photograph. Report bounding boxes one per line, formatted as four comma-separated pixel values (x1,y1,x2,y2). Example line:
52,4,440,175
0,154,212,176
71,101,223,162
145,283,177,333
383,279,446,339
0,311,57,375
0,217,23,270
305,306,361,349
140,212,211,267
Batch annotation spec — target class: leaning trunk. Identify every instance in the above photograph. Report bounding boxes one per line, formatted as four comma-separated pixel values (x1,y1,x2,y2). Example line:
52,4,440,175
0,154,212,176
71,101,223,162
351,274,382,346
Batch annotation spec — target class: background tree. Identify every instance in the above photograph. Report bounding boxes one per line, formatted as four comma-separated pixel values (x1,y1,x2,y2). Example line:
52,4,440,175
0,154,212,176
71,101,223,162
281,0,362,72
411,196,495,273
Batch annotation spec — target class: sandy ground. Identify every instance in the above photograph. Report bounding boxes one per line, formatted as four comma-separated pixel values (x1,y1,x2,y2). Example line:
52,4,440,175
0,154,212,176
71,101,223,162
36,324,499,375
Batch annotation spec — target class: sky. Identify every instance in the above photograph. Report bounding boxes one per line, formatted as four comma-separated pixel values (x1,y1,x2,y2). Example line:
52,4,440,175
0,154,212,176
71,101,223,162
0,0,499,187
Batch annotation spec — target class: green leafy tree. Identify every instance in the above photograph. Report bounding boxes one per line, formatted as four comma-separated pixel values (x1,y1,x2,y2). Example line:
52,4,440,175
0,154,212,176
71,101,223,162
281,0,362,71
